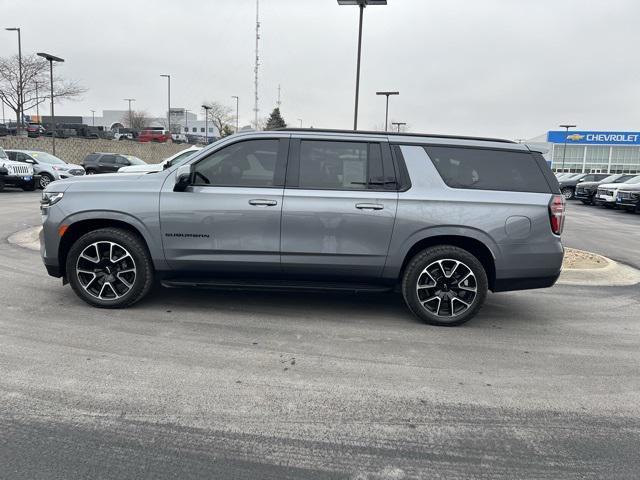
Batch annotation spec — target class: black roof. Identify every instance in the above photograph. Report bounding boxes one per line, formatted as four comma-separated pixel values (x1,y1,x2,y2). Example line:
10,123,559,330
277,128,515,144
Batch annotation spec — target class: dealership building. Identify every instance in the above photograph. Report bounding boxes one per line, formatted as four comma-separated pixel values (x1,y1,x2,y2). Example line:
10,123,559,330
529,130,640,174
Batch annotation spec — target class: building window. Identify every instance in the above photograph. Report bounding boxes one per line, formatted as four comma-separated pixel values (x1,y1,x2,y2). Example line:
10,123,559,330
192,127,197,132
184,127,188,133
208,127,214,133
200,127,205,133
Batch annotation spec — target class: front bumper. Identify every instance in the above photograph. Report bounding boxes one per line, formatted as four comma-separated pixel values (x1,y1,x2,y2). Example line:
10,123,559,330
594,193,616,205
574,190,595,202
1,174,40,186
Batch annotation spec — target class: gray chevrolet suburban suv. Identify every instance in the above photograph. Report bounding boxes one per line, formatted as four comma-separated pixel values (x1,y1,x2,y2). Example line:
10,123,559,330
40,129,564,326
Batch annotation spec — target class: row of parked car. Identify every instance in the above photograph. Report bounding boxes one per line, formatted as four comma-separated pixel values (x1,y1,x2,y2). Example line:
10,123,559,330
0,145,203,191
556,172,640,212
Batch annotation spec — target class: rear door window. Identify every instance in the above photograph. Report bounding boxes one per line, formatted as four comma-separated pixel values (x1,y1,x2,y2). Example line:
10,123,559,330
101,155,116,164
296,140,390,190
423,146,552,193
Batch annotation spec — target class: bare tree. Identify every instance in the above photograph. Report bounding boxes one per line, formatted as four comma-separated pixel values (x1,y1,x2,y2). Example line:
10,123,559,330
0,54,86,125
120,110,150,130
202,100,234,137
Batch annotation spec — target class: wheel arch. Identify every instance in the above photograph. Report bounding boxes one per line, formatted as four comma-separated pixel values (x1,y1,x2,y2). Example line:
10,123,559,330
397,234,497,291
57,216,160,278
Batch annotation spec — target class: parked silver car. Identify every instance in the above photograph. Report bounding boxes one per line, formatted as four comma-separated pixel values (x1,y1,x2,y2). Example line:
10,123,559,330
40,129,565,326
6,150,85,189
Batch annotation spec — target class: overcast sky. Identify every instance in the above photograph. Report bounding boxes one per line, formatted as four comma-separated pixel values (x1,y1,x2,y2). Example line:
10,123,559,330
2,0,639,139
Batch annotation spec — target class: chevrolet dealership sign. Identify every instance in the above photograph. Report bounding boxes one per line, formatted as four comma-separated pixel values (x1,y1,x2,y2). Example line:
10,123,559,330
547,131,640,145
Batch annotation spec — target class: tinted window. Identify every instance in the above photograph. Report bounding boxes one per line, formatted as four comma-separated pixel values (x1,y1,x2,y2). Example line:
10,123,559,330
424,146,551,193
298,141,384,190
101,155,116,164
6,151,16,160
116,156,129,165
193,139,279,187
84,154,99,163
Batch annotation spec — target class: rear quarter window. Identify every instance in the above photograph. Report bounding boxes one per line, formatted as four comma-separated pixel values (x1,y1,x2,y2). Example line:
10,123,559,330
423,146,552,193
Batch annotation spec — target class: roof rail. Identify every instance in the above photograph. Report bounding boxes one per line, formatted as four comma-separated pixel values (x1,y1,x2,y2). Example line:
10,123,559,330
276,128,515,144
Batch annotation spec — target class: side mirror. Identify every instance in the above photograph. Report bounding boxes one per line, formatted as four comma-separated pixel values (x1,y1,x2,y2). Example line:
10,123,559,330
174,164,192,192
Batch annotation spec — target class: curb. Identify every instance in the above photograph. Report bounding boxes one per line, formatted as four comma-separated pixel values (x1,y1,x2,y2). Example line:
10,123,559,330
8,226,41,252
558,260,640,287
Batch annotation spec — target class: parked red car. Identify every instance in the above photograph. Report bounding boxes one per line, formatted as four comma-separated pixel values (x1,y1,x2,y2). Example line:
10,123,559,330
138,129,171,143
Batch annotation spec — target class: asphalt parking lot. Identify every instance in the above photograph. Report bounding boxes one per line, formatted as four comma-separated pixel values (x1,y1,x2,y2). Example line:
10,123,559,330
1,191,639,479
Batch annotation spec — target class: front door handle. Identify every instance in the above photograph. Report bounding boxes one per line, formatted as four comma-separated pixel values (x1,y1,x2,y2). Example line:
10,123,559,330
355,203,384,210
249,199,278,207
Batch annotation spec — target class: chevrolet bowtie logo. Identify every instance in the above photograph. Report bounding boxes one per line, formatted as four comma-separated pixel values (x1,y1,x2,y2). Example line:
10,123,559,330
566,134,585,141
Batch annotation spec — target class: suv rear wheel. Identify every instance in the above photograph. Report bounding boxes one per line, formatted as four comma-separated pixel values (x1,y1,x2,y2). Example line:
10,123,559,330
66,228,154,308
402,245,488,326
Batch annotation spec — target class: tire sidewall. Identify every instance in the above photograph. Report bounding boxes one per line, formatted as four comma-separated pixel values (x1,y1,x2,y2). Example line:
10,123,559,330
39,173,53,189
66,228,153,308
402,246,488,326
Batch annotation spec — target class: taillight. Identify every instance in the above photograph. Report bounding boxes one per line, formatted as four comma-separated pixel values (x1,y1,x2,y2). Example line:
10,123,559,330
549,194,565,235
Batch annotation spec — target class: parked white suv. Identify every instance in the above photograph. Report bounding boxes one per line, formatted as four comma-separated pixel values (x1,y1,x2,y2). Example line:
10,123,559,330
117,146,201,174
595,175,640,207
0,147,38,191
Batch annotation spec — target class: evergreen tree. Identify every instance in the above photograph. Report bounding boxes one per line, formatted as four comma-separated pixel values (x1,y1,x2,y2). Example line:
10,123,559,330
265,107,287,130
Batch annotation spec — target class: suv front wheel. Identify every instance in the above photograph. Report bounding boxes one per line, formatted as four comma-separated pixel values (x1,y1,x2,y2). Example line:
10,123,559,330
66,228,154,308
402,246,488,326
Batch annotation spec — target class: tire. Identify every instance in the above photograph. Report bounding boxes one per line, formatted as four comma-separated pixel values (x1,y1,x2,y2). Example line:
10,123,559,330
402,245,488,326
561,187,574,200
66,228,154,308
85,169,97,175
39,173,54,189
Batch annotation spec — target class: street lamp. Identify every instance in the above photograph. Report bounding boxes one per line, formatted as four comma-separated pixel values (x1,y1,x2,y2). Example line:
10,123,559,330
231,95,239,133
297,118,303,128
376,91,399,131
5,28,23,135
391,121,406,133
337,0,387,130
202,104,211,144
185,109,190,131
160,74,171,135
124,98,135,128
37,52,64,155
90,110,95,127
559,124,577,172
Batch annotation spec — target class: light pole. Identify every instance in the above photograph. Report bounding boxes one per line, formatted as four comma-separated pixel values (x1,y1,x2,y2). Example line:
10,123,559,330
6,28,23,134
559,124,576,172
37,52,64,156
124,98,135,128
202,104,211,144
391,121,406,133
376,91,399,131
35,81,39,119
297,118,303,128
231,95,239,133
90,110,95,126
160,74,171,134
185,109,190,131
338,1,387,130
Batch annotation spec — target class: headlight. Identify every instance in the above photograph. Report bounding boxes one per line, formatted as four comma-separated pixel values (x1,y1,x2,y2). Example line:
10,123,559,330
40,191,64,209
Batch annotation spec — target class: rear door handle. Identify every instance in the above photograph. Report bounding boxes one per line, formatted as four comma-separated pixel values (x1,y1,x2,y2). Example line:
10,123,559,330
355,203,384,210
249,199,278,207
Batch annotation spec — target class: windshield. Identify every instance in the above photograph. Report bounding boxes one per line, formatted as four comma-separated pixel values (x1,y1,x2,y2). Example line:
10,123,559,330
126,156,146,165
166,149,198,168
623,175,640,184
28,151,66,165
0,147,7,159
597,174,620,184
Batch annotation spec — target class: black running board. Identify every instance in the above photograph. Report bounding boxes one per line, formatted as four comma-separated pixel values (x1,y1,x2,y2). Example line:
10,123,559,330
161,278,393,293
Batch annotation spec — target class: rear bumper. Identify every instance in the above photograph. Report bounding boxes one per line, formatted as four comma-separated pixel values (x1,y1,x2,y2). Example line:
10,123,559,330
493,271,561,292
